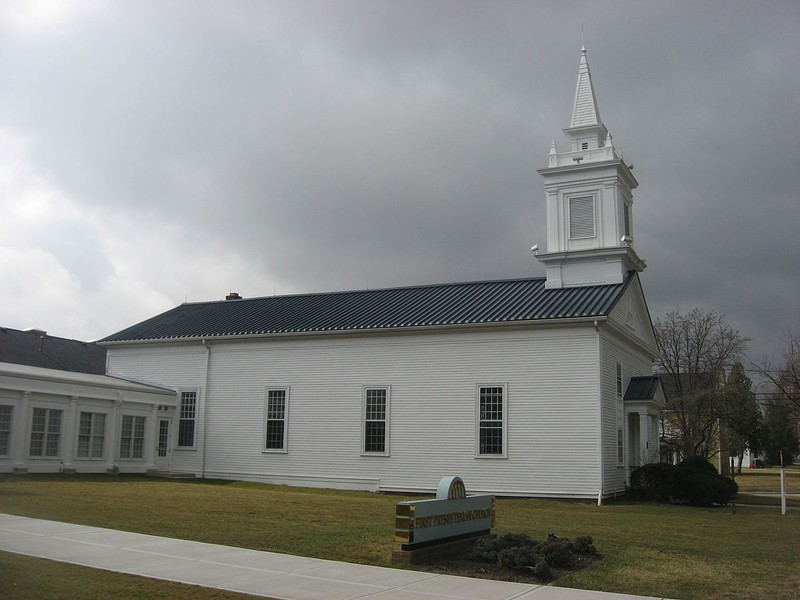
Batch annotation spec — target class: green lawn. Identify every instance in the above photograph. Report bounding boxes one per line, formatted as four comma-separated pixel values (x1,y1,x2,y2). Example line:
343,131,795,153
0,551,263,600
1,474,798,600
732,465,800,494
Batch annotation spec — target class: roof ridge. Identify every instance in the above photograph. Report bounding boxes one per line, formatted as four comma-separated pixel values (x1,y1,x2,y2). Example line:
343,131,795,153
180,276,549,306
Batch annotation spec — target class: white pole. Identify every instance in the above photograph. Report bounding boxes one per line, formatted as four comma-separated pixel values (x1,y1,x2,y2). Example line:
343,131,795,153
780,468,786,516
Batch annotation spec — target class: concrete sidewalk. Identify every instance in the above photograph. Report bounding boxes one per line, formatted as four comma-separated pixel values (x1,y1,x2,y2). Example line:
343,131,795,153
0,513,675,600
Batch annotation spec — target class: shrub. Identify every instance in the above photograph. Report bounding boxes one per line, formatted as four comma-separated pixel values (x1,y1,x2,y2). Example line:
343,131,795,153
628,462,679,502
677,456,719,476
467,532,596,580
573,536,598,556
541,539,576,568
629,458,738,506
676,471,738,506
498,545,540,570
532,558,553,580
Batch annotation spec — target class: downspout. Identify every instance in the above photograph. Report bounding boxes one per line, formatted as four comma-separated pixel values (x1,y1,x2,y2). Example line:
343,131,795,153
200,340,211,479
594,319,604,506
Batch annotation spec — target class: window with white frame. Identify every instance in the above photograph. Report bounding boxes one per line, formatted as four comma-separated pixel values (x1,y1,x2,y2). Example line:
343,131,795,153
363,387,389,454
0,405,12,456
477,385,506,457
30,407,62,457
569,196,595,239
178,391,197,448
77,412,106,459
264,388,288,451
119,415,146,459
617,429,624,466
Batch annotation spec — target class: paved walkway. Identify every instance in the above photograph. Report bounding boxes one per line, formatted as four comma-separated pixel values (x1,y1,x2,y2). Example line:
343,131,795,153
0,513,675,600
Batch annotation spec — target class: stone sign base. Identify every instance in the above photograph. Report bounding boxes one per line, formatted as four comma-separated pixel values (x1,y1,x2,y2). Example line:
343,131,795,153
391,531,494,565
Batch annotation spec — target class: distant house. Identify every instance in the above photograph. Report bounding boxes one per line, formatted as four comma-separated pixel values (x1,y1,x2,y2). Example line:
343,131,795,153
95,47,665,499
0,329,176,474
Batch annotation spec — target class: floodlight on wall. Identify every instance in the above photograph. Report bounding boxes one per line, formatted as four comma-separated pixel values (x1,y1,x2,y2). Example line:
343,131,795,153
620,235,633,246
530,244,539,254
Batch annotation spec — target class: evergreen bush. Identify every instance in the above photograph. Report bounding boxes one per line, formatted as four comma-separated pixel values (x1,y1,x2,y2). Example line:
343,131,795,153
628,458,738,506
466,532,596,579
627,462,679,502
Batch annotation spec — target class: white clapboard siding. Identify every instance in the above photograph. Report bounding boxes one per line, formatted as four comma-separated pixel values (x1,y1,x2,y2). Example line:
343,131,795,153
107,324,604,497
107,345,209,473
600,333,654,493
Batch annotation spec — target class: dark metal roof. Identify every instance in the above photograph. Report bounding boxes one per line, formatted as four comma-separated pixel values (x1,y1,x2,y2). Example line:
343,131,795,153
0,327,107,374
624,376,662,401
100,274,636,343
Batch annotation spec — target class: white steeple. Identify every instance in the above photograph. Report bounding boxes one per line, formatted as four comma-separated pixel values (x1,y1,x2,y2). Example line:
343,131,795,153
570,45,602,128
536,46,645,289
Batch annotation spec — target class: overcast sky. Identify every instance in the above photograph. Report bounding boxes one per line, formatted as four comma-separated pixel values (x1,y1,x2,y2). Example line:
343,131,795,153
1,0,798,362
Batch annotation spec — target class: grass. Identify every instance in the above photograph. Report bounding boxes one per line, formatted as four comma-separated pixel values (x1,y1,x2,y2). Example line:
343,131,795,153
1,474,799,600
731,465,800,507
732,464,800,494
0,551,263,600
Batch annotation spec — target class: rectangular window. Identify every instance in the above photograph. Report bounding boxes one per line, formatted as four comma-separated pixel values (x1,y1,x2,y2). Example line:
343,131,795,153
363,387,389,455
119,415,146,459
569,196,595,238
477,385,506,457
0,405,12,456
617,428,624,466
77,412,106,459
616,363,623,399
157,420,170,457
178,391,197,448
264,388,288,451
30,408,62,457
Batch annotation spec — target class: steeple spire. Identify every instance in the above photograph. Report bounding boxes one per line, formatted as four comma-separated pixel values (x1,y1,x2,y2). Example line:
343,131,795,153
535,46,646,289
570,45,602,128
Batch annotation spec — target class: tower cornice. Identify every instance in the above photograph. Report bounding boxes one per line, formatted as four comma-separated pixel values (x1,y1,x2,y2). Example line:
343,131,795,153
537,158,638,190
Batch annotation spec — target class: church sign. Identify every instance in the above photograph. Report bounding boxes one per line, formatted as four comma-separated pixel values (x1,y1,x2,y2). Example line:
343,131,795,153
394,476,495,548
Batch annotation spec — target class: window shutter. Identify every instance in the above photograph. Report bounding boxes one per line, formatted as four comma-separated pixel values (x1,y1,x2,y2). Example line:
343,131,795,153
569,196,595,238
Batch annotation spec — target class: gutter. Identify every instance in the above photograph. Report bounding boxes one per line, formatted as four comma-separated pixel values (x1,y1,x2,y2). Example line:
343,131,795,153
595,318,604,506
201,340,211,479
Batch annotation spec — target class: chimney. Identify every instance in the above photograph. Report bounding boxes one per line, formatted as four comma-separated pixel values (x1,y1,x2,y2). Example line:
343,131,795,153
225,292,242,301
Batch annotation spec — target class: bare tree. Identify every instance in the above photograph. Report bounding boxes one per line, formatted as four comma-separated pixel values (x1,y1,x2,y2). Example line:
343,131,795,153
654,308,749,461
753,329,800,419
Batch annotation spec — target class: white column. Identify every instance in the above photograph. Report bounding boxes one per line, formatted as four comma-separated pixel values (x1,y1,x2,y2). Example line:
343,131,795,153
650,415,659,462
107,396,122,474
145,404,158,472
12,391,30,473
61,396,79,473
639,413,649,466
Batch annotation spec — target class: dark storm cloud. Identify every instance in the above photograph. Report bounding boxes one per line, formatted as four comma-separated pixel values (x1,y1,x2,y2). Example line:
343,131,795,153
1,0,798,360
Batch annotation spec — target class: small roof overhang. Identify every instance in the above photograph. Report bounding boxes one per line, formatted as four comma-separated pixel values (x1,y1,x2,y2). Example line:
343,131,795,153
624,375,666,414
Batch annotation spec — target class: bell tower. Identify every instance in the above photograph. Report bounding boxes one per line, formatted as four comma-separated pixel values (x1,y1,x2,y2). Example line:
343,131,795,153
536,46,645,289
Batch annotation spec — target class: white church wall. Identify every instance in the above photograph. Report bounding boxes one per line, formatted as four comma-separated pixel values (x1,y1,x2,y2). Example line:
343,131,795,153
600,331,654,495
106,345,208,474
106,324,605,497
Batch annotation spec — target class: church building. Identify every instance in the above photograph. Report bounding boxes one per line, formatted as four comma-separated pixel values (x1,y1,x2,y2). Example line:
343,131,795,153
2,48,665,499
